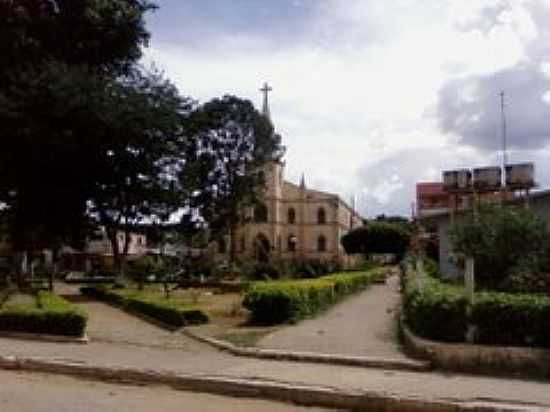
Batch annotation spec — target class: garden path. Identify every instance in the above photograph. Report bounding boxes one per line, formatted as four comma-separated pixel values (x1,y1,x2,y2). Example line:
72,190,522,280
56,282,215,351
257,271,409,360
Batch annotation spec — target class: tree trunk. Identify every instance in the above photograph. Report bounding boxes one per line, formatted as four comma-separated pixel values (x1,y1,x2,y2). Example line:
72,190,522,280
13,250,29,288
229,224,237,266
107,228,123,281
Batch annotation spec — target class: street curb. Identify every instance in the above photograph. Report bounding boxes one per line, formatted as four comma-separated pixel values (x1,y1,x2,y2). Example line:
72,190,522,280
0,354,544,412
183,328,432,372
0,331,89,344
401,321,550,380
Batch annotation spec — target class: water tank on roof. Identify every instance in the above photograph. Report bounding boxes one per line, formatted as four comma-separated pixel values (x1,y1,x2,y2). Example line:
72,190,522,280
473,166,501,190
443,170,458,191
456,169,472,190
505,163,534,188
443,169,472,191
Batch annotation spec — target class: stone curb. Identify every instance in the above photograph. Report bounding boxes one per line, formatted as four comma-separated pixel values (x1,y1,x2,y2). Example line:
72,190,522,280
401,321,550,380
0,354,544,412
0,331,88,344
183,328,432,372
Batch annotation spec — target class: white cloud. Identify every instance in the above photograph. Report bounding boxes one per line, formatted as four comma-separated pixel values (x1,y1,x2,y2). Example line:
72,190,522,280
144,0,550,217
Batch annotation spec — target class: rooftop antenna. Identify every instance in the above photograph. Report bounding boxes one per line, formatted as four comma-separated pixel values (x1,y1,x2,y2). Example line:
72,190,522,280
500,91,508,186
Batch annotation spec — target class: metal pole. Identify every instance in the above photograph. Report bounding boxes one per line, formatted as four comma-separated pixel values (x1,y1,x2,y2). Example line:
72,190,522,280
500,91,508,185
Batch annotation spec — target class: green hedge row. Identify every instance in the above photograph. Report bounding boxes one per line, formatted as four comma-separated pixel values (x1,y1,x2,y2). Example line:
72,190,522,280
243,268,385,325
81,286,209,328
0,292,87,337
403,277,550,347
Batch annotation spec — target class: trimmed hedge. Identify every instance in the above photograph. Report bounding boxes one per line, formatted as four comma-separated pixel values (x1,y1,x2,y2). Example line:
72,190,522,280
0,292,87,337
471,292,550,347
402,278,468,342
243,268,385,325
81,286,209,328
403,277,550,347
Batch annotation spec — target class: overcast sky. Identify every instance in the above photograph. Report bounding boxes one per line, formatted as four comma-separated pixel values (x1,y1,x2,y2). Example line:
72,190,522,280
143,0,550,217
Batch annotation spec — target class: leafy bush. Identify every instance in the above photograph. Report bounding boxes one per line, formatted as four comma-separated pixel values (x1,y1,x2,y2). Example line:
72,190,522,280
501,270,550,294
248,262,280,280
403,276,550,347
423,257,441,279
471,292,550,347
0,292,87,337
291,259,340,278
341,222,410,260
402,277,468,342
80,286,209,327
449,206,550,290
243,268,385,324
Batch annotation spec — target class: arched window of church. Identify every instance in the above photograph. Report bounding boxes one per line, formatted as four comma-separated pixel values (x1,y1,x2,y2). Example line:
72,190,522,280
218,238,227,254
317,207,326,224
288,208,296,224
288,235,297,252
254,203,268,223
317,235,327,252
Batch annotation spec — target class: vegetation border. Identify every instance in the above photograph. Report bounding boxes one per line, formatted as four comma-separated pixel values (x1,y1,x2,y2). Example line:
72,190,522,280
80,287,209,330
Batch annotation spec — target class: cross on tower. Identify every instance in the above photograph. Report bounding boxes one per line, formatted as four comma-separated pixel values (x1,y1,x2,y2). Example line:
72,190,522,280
260,82,272,120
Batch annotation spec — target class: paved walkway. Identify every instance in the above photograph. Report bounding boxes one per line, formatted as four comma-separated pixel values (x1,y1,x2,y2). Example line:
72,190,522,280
0,283,548,408
258,274,407,359
0,370,330,412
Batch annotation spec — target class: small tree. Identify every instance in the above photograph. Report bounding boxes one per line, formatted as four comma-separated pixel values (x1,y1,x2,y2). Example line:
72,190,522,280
449,206,550,289
341,222,410,260
180,96,283,262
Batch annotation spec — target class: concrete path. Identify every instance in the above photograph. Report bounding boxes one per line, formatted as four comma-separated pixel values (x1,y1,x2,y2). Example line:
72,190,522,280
0,370,330,412
258,274,407,359
0,336,549,409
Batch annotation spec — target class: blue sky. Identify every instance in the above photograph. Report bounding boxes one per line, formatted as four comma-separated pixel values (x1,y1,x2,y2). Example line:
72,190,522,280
143,0,550,217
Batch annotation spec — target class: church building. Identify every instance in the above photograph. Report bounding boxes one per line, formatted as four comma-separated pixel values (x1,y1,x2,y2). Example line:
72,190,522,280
217,83,366,269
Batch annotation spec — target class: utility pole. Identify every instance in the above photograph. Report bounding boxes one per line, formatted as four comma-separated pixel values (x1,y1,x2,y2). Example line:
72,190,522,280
500,91,508,186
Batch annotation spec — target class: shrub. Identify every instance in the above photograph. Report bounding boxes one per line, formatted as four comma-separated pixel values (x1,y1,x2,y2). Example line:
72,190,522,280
402,277,468,342
80,286,209,327
291,259,340,278
248,262,280,280
341,222,410,260
243,268,385,324
449,206,550,290
403,276,550,347
0,292,87,337
470,292,550,347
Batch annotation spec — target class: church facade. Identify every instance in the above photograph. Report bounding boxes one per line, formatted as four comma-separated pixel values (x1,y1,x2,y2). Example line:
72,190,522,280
216,83,365,268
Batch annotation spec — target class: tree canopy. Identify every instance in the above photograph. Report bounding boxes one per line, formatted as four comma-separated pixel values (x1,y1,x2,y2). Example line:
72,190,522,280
449,206,550,289
180,95,283,258
341,222,410,259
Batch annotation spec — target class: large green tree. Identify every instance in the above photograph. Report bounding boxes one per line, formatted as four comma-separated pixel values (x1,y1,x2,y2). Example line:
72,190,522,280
341,222,410,260
87,69,192,278
0,0,157,281
181,96,284,262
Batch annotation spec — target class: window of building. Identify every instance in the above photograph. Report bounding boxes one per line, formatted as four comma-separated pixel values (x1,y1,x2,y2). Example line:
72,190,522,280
317,235,327,252
317,207,326,224
287,235,297,252
288,208,296,224
254,203,268,222
240,236,245,252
